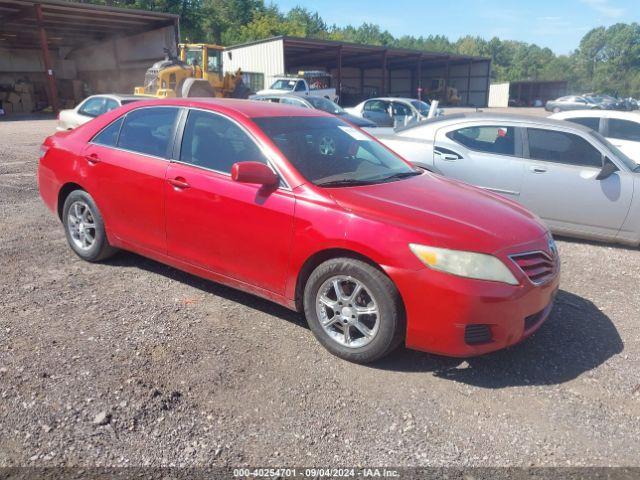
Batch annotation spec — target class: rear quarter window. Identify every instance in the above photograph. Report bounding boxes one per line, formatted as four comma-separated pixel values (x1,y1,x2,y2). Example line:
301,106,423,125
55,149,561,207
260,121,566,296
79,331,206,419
92,118,123,147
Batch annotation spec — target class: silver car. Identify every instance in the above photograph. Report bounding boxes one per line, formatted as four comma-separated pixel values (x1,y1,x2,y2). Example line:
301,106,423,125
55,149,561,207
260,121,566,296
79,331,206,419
374,113,640,246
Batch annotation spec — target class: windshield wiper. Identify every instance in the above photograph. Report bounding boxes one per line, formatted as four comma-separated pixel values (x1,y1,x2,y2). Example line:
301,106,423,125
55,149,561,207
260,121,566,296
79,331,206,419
315,178,377,187
379,171,422,182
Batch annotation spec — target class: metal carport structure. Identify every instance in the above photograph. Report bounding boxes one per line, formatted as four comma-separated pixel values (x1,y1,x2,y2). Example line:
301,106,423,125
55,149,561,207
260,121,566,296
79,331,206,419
0,0,179,113
225,36,492,107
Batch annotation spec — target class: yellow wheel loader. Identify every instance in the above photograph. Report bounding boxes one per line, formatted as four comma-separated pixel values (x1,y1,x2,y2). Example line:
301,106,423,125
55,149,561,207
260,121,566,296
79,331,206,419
134,43,250,99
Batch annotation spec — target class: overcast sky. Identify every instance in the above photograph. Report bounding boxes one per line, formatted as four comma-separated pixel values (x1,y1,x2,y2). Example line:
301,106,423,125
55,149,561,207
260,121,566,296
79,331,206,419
273,0,638,54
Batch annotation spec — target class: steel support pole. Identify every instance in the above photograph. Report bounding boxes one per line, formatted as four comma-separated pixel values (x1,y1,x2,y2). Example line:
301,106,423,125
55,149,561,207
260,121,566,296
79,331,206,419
35,3,59,113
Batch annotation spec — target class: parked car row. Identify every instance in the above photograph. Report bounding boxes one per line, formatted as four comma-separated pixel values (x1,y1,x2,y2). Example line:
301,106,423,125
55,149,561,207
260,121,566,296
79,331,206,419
249,93,377,128
344,97,443,127
550,110,640,164
545,94,639,113
372,112,640,245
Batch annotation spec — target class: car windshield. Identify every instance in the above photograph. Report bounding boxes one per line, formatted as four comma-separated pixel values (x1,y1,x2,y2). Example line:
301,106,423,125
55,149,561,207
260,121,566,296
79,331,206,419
305,96,343,114
270,79,297,91
590,131,639,171
410,100,431,116
253,116,418,186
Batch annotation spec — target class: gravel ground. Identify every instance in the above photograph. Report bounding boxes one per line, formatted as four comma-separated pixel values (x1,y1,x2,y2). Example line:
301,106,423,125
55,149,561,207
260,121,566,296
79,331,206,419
1,116,639,469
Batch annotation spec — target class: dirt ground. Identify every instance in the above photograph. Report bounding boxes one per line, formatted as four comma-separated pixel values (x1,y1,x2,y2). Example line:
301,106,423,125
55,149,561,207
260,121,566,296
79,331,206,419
1,115,639,469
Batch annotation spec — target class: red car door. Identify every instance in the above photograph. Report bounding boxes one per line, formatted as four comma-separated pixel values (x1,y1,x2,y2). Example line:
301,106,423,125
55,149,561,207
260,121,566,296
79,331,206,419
165,109,295,294
82,107,180,254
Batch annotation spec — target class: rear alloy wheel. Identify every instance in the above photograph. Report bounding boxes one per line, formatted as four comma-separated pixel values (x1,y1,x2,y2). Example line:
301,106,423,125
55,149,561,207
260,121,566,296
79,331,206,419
304,258,404,363
62,190,117,262
553,107,561,113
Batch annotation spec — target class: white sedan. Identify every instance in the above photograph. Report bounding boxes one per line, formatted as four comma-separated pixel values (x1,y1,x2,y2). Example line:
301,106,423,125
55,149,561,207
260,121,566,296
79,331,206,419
57,94,142,131
550,110,640,164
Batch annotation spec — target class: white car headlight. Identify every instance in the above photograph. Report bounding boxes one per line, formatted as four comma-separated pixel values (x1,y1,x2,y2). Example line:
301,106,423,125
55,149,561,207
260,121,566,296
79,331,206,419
409,244,519,285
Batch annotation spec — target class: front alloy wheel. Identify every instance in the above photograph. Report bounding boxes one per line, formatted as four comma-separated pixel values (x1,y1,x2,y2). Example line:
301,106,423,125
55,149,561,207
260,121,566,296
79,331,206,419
316,276,380,348
304,258,404,363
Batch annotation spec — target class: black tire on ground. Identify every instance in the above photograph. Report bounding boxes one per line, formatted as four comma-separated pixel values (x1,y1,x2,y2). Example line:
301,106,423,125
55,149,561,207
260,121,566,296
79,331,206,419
303,257,405,363
62,190,117,262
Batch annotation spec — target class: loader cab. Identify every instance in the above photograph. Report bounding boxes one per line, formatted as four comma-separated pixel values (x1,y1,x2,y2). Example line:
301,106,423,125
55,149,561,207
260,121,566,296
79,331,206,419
179,44,223,81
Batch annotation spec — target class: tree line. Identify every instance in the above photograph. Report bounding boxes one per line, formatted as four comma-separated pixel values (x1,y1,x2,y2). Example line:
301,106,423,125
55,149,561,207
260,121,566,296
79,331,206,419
85,0,640,97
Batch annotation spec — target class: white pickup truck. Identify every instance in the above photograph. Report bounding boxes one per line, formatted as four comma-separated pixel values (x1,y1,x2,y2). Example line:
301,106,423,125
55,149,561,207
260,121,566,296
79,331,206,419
257,71,338,102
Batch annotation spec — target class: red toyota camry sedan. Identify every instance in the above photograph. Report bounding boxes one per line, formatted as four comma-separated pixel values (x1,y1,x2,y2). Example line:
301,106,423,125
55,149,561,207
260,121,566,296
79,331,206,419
38,99,559,363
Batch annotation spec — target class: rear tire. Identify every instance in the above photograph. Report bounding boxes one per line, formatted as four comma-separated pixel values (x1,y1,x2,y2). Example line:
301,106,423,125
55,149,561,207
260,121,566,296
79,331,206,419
303,258,405,363
62,190,117,262
553,107,561,113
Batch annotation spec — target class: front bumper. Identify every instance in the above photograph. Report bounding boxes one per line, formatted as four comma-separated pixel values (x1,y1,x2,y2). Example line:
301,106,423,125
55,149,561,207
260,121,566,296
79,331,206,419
385,242,560,357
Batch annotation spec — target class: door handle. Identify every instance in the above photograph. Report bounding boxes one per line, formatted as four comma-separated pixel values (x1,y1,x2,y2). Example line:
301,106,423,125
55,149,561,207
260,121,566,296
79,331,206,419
85,153,100,164
168,177,190,189
530,166,547,173
434,149,461,161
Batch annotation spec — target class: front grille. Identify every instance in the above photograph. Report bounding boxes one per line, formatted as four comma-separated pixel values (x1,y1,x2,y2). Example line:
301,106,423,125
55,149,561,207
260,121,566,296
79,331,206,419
510,251,556,285
464,324,492,345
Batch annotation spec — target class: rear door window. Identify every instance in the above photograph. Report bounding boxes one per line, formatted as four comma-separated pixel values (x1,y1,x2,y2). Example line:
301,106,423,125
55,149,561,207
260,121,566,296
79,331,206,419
447,125,515,155
527,128,602,168
117,107,179,158
608,118,640,141
566,117,600,131
392,102,412,116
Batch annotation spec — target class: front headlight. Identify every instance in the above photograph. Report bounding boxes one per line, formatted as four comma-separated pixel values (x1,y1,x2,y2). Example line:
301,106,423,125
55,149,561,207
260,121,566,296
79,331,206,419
409,244,519,285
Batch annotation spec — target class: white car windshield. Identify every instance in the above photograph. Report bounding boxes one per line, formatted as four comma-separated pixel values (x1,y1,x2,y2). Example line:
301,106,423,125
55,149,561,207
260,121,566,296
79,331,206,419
410,100,432,116
270,79,297,91
591,131,639,170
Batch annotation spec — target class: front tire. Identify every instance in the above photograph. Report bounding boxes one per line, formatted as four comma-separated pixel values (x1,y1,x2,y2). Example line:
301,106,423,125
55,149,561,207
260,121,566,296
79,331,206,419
303,258,404,363
62,190,117,262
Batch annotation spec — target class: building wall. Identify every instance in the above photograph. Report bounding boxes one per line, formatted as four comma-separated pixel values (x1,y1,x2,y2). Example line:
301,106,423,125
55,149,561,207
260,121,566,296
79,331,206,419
70,25,177,94
488,82,510,107
0,24,177,104
224,39,285,91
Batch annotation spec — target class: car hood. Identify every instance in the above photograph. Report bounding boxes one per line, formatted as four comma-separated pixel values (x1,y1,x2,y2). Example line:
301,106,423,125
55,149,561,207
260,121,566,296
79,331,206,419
327,173,548,254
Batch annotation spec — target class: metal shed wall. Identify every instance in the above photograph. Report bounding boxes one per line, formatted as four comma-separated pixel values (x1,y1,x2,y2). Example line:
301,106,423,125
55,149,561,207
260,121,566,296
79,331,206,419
224,38,284,91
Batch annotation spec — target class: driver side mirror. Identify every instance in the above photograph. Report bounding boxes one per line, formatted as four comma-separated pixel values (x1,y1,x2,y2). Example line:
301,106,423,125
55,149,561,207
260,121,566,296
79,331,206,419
596,157,619,180
231,161,279,186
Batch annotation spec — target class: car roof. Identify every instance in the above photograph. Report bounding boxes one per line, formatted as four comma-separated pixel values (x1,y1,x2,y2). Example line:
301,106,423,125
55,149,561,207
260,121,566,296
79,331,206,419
365,97,423,103
90,94,144,102
396,111,594,133
252,93,311,102
116,98,330,118
552,110,640,121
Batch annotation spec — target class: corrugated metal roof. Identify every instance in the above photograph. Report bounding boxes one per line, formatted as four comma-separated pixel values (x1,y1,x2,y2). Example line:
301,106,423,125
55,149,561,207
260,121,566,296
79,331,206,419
0,0,178,49
226,35,490,64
